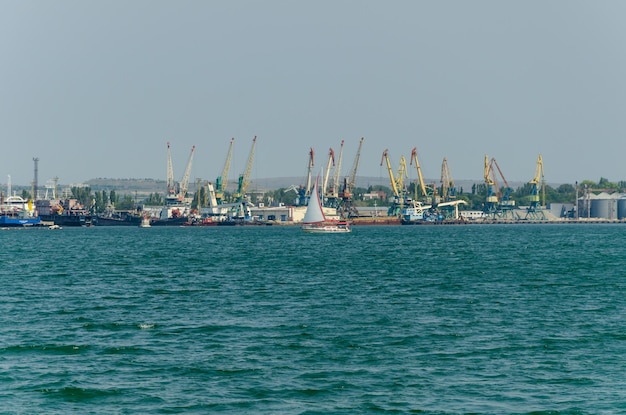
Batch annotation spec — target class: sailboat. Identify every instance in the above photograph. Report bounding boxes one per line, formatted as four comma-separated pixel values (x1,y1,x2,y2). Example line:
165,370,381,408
302,179,351,233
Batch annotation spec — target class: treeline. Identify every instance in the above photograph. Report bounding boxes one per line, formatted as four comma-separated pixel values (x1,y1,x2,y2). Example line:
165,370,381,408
15,177,626,214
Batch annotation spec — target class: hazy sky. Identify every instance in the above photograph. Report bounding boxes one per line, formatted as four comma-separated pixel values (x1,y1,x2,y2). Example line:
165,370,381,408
2,1,626,187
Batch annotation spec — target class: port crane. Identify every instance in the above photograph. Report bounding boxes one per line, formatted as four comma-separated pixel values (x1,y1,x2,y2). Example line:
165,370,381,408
485,156,518,219
179,145,195,202
233,136,256,200
409,147,434,203
337,137,364,218
295,147,315,205
440,158,457,201
484,154,498,214
326,139,344,207
231,136,257,219
321,147,335,203
435,158,468,220
525,154,546,220
215,138,234,205
381,149,409,216
165,142,195,203
166,142,176,199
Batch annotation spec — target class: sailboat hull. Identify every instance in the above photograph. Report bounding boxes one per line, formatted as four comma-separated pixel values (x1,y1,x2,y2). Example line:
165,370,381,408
302,222,351,233
302,177,351,233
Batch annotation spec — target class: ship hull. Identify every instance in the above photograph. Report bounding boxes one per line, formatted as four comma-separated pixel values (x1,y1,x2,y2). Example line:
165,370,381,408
0,216,42,227
39,214,93,227
94,216,143,226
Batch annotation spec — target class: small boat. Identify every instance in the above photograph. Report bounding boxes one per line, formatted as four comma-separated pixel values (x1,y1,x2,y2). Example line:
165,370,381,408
139,216,151,228
48,224,62,230
302,179,351,233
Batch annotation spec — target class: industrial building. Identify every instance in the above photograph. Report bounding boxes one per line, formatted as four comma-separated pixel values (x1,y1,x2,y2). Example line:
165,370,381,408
577,192,626,220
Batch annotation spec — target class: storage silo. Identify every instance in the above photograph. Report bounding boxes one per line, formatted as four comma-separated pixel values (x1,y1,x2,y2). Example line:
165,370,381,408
590,198,616,219
618,198,626,219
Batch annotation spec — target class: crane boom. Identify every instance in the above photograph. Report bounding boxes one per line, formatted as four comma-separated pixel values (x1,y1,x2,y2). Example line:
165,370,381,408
490,158,510,190
380,149,400,197
215,138,234,203
487,157,516,213
441,157,456,200
305,147,314,198
528,154,545,204
484,154,493,185
347,137,364,193
166,142,176,196
322,147,335,196
409,147,428,198
530,154,544,184
397,155,408,194
484,154,498,209
235,136,256,199
331,140,344,198
525,154,546,219
179,145,195,201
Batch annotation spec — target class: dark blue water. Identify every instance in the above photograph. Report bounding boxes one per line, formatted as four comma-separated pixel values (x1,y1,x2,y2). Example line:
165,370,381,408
2,224,626,414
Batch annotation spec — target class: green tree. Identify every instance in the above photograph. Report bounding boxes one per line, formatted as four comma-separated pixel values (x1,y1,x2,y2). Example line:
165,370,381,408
116,194,136,210
71,186,93,207
144,193,164,206
109,190,117,206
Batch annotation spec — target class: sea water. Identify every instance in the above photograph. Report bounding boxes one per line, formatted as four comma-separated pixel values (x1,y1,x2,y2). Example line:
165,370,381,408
1,224,626,414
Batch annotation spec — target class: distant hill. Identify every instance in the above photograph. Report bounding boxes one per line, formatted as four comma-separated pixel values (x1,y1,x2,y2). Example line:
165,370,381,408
77,176,538,196
80,176,490,195
85,178,166,194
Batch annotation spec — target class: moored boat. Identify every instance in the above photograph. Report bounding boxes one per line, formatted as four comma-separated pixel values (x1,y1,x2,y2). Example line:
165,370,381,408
139,216,151,228
0,195,42,227
94,212,143,226
36,198,92,226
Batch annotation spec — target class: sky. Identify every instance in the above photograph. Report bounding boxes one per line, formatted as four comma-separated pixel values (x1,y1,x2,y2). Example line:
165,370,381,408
2,1,626,188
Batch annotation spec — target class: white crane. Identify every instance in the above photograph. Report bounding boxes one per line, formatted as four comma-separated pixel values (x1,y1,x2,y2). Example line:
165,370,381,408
178,145,195,201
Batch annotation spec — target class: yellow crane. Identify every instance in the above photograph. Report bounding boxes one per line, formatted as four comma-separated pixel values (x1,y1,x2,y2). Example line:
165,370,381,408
485,156,518,219
322,147,335,200
440,158,456,201
525,154,546,220
234,136,256,201
380,149,408,216
215,138,234,204
345,137,364,199
231,136,257,220
397,155,408,195
178,145,195,202
381,149,400,200
484,154,498,212
409,147,430,201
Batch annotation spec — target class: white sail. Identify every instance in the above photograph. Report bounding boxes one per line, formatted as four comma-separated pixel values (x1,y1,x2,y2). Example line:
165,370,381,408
302,180,325,224
302,179,351,233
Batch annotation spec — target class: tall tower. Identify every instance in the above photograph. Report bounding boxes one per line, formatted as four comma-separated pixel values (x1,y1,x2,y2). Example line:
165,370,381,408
33,157,39,200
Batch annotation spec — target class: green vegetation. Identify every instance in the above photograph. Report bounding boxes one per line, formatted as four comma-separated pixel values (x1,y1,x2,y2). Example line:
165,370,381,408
15,177,626,215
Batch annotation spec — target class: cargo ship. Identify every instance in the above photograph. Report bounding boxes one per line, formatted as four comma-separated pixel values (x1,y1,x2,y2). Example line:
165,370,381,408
0,195,41,227
35,198,93,227
94,211,143,226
